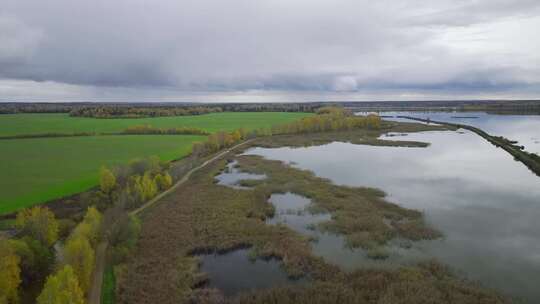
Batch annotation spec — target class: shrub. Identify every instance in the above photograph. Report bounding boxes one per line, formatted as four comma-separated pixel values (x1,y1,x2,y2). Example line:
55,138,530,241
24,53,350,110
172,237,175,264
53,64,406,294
154,173,173,191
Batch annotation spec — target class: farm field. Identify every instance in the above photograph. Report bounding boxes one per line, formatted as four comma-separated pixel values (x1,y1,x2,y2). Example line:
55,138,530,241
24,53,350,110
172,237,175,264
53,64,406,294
0,112,312,214
0,135,204,214
0,112,311,136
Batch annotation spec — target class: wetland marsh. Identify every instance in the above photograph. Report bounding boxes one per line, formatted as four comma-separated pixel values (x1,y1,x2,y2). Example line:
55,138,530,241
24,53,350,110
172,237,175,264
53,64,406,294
247,128,540,302
120,120,512,304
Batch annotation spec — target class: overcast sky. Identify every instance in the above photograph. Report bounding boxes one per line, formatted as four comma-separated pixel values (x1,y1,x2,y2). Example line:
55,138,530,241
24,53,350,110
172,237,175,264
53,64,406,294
1,0,540,102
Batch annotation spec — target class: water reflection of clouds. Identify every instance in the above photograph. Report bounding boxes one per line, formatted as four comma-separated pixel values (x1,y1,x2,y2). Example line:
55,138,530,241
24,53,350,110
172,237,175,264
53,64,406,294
377,111,540,154
214,160,266,189
248,129,540,302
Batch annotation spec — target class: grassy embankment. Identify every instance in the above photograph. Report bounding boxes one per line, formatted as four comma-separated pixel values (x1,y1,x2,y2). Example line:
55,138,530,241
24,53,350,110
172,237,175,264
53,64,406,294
0,112,311,215
118,121,507,304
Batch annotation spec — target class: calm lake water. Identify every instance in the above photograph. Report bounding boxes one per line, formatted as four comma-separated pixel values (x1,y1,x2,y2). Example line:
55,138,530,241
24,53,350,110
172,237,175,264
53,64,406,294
358,111,540,154
247,129,540,303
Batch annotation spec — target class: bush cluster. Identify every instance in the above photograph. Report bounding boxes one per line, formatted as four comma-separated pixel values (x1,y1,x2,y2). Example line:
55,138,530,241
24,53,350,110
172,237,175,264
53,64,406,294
192,128,252,157
99,157,173,211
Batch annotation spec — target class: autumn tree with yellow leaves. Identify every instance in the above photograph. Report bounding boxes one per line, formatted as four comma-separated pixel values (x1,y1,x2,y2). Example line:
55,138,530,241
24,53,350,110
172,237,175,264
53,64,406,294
100,166,117,195
0,240,21,304
36,265,85,304
15,206,59,248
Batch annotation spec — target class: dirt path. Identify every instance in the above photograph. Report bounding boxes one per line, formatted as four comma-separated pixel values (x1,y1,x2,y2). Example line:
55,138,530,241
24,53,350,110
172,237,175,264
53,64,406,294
88,139,253,304
130,139,254,216
88,242,107,303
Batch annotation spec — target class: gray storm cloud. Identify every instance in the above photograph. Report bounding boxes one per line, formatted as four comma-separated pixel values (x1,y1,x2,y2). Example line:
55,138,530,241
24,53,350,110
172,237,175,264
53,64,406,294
0,0,539,101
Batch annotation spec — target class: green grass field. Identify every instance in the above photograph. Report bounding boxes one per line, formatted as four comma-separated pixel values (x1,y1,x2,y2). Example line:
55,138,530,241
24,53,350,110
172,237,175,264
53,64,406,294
0,112,311,136
0,112,312,215
0,135,204,214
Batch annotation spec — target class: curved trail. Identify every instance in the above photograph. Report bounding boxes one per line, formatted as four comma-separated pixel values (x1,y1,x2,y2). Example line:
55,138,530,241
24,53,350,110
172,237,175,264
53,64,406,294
87,139,254,304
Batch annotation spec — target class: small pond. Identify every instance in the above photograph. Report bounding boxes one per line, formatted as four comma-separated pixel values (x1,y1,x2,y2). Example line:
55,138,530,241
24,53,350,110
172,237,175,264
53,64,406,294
214,160,266,189
197,249,295,296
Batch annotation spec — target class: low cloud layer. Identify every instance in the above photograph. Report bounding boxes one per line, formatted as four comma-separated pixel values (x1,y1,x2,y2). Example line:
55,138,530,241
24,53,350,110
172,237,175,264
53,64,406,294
1,0,539,101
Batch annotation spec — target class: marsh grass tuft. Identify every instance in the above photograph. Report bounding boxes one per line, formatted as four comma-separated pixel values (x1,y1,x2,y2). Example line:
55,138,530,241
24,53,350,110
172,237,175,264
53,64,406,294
366,247,390,260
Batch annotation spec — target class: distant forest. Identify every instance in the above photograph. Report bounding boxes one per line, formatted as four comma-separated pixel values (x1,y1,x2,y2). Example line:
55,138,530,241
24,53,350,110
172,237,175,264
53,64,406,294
69,106,222,118
1,100,540,117
0,102,322,118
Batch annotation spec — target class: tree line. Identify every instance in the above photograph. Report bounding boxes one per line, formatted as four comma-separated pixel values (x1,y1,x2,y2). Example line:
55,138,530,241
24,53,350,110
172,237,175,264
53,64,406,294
121,124,210,136
1,102,327,115
4,100,540,116
0,125,209,140
69,106,222,118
